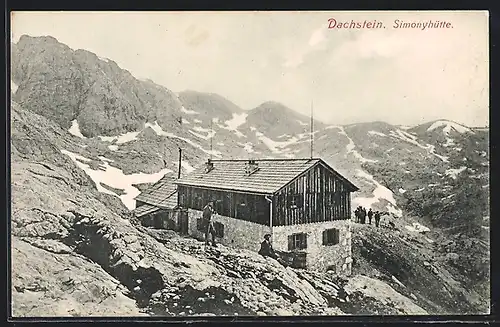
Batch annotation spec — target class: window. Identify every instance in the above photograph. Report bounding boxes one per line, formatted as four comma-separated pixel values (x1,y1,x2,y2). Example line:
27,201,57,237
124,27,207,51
326,192,341,206
213,222,224,238
288,233,307,251
179,193,186,207
236,201,248,219
288,194,303,209
323,228,340,246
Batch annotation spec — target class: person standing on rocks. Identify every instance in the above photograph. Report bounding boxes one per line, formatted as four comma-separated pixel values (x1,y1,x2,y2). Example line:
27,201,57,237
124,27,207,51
367,208,373,225
360,207,367,224
374,211,381,227
202,201,217,247
355,206,361,223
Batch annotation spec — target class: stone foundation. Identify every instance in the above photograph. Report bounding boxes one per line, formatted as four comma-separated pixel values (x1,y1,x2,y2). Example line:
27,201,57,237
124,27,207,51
186,209,271,252
180,210,352,275
272,220,352,276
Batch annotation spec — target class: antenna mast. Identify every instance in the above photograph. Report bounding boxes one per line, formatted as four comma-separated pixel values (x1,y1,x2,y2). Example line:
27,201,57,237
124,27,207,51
177,115,183,179
310,100,314,159
210,118,213,160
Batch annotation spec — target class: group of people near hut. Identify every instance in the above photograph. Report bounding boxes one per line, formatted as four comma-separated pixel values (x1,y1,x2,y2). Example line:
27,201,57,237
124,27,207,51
354,206,382,227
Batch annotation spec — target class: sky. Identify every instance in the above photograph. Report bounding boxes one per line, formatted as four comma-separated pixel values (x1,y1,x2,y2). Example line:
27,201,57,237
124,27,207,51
11,11,489,127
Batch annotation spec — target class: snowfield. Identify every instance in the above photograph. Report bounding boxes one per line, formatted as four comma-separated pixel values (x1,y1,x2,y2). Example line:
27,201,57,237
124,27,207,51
337,127,378,164
180,106,199,115
225,113,248,130
11,80,19,94
68,120,86,139
368,130,387,137
445,166,467,180
427,120,472,135
255,131,300,154
145,121,222,158
405,223,431,233
61,149,172,210
189,126,216,140
237,142,255,153
353,169,403,217
98,131,140,144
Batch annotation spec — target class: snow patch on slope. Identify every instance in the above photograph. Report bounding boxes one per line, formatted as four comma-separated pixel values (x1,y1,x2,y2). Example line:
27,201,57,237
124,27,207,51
182,161,195,173
338,127,378,163
189,125,216,140
219,113,248,138
427,120,472,135
238,142,255,153
255,132,299,154
389,129,449,162
368,131,386,137
353,169,402,217
98,130,140,144
225,113,248,130
445,166,467,180
325,125,341,130
405,223,431,233
145,121,222,158
11,80,19,94
61,149,171,210
68,120,86,139
181,106,199,115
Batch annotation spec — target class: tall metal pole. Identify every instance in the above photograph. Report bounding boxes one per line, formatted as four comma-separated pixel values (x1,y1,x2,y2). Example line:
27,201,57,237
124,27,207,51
310,100,314,159
178,147,182,179
210,119,213,160
177,115,183,179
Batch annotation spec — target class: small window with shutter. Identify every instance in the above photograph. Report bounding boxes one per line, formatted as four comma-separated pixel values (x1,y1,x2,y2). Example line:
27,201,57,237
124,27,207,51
287,194,303,209
323,228,340,246
288,233,307,250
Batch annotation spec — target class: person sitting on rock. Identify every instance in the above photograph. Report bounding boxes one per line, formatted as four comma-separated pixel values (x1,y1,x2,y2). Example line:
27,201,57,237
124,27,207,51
259,234,286,266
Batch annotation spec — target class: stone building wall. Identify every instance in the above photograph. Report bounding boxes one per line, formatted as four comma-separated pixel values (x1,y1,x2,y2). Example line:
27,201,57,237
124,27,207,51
272,220,352,276
186,209,272,252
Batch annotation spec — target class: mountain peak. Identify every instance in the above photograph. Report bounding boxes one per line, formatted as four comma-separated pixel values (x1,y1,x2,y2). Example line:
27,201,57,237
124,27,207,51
17,34,60,45
255,101,291,111
426,120,471,134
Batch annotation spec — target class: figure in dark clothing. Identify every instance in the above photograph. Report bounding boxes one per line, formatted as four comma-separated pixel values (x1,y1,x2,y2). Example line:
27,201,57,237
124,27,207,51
367,208,373,225
354,207,360,223
360,207,367,224
356,206,363,223
374,211,381,227
202,201,217,246
259,234,286,266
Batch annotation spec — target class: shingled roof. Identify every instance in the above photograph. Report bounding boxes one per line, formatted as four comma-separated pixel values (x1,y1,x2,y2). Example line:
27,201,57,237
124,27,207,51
134,176,178,209
175,158,358,194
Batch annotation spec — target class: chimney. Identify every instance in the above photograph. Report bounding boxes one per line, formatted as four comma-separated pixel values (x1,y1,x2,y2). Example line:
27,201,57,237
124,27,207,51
205,159,214,173
245,159,259,176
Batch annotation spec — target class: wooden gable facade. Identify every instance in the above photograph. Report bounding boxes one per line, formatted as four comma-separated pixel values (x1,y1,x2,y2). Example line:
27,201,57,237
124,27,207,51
272,161,353,226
